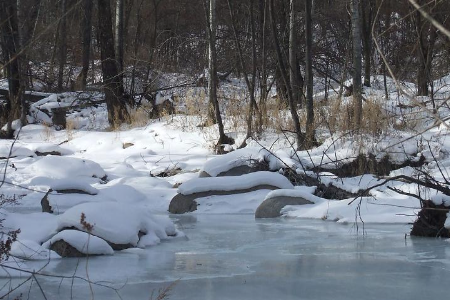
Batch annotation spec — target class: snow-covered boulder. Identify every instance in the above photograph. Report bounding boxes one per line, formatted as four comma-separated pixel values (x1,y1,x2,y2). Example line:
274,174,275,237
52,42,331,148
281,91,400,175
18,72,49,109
29,177,99,195
43,230,114,257
56,202,178,250
26,143,73,156
199,148,271,177
11,240,61,260
169,171,294,214
0,142,35,159
255,189,314,219
27,156,107,179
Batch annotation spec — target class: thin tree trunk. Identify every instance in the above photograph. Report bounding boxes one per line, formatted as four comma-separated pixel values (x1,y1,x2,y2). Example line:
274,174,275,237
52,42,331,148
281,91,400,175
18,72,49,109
76,0,93,90
361,0,373,87
289,0,300,107
269,0,303,149
57,0,67,92
259,0,268,128
227,0,259,148
115,0,125,87
305,0,315,147
351,0,363,130
207,0,229,148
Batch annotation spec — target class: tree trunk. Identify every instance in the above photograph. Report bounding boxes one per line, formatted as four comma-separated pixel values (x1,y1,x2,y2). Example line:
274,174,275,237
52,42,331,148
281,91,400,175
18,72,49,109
0,0,23,137
361,0,373,87
207,0,230,149
269,0,303,149
289,0,300,107
305,0,315,147
351,0,363,130
259,0,268,128
76,0,93,90
415,5,438,97
97,0,129,127
57,0,67,92
115,0,125,87
227,0,259,148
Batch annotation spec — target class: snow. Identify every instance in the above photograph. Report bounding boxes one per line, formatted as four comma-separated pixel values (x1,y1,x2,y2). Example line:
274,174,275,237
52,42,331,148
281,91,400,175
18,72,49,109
265,186,318,200
56,202,178,247
201,147,271,176
43,230,114,255
0,142,35,158
27,176,99,195
25,156,106,179
178,171,294,195
25,142,73,155
10,240,61,260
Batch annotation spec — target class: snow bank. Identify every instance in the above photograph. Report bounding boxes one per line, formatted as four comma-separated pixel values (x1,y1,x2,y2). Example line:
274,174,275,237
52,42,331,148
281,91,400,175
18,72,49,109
284,193,420,224
27,176,99,195
56,202,178,247
43,230,114,255
27,156,106,179
178,171,294,195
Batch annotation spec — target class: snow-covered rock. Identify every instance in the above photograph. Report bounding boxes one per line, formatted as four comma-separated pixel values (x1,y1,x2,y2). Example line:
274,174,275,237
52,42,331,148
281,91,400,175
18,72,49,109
178,171,293,195
26,156,106,179
0,142,35,158
10,240,61,260
255,188,316,218
43,230,114,256
26,143,73,156
169,171,294,214
28,177,99,195
200,148,270,177
56,202,178,249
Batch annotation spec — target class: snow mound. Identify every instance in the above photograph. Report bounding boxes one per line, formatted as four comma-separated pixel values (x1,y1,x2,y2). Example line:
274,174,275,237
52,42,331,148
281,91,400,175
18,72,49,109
27,176,98,195
56,202,178,247
201,148,270,176
27,156,106,179
10,240,61,260
178,171,294,195
26,143,73,156
0,142,35,158
43,230,114,255
265,186,319,201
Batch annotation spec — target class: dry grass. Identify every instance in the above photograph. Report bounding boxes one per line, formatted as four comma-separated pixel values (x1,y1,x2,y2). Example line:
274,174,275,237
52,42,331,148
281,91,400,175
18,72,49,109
129,107,149,128
319,96,392,136
41,122,54,141
65,118,77,141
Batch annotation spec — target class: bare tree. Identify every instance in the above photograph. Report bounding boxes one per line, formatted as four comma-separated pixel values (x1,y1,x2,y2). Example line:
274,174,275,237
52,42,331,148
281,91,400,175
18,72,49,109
269,0,303,149
289,0,301,107
206,0,232,149
351,0,362,129
115,0,125,85
75,0,93,90
97,0,130,127
305,0,315,147
0,0,24,137
57,0,67,91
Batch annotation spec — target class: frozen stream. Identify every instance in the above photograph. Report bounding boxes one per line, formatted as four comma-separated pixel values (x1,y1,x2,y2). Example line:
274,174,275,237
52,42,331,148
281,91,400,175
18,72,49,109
5,215,450,300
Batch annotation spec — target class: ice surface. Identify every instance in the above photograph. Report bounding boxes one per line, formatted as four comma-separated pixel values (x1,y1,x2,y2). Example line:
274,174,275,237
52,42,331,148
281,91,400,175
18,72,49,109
3,216,450,300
